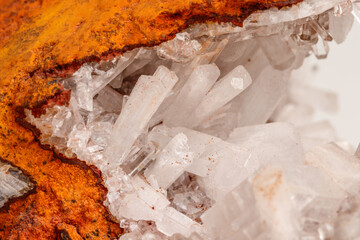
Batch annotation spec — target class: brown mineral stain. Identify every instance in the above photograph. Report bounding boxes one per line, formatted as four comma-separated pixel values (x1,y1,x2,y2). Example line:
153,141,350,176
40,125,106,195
0,0,303,238
253,167,283,202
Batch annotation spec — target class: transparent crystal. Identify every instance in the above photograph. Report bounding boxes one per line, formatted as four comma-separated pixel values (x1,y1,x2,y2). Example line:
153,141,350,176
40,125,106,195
334,0,353,16
186,65,252,128
157,32,202,63
162,64,220,127
232,66,289,127
257,34,296,70
145,133,193,189
306,143,360,194
329,8,354,43
104,66,178,166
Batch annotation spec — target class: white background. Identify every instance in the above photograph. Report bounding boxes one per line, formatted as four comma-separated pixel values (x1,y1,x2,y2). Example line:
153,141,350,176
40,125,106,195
298,20,360,148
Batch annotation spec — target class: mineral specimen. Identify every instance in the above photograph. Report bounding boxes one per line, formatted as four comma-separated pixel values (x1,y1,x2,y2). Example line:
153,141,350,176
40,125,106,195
0,0,359,239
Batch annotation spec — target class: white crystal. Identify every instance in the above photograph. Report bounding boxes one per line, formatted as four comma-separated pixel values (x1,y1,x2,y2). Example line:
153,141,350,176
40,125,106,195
162,64,220,127
329,9,354,43
157,32,202,63
257,34,296,70
297,121,338,151
253,166,344,240
334,195,360,240
306,143,360,194
156,207,204,238
201,180,273,240
145,133,193,189
228,122,305,169
334,0,353,16
116,175,170,221
231,66,289,127
244,0,346,27
195,142,251,201
104,66,178,166
95,86,123,112
186,65,252,128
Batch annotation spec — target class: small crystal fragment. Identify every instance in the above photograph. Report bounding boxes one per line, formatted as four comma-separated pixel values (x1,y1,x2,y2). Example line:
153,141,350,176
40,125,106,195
312,37,330,59
334,0,353,16
157,33,202,63
329,9,354,43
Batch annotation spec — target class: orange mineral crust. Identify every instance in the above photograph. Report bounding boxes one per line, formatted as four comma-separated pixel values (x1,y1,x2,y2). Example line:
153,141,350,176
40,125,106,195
0,85,122,239
0,0,303,239
0,0,303,87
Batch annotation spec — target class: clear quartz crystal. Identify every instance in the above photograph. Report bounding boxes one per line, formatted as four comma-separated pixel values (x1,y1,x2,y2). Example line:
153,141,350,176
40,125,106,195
232,66,289,127
157,33,202,63
104,66,178,166
72,50,138,111
95,86,123,112
312,37,330,59
329,9,354,43
145,133,193,189
162,64,220,127
168,173,213,222
306,143,360,194
334,0,353,16
257,34,296,70
186,65,252,128
201,180,268,240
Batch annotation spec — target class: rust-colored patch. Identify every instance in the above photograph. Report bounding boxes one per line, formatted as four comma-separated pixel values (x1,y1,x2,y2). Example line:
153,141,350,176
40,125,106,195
0,0,303,238
253,167,283,202
30,86,71,118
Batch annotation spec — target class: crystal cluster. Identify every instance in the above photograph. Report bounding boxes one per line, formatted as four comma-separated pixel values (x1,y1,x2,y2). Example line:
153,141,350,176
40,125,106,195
20,0,360,239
